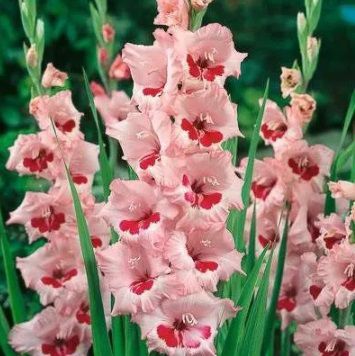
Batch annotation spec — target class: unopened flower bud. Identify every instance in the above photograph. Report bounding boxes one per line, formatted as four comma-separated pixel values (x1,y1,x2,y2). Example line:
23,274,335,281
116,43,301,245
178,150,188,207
290,93,316,123
102,23,115,43
90,81,106,97
280,67,301,98
307,36,319,61
109,54,131,80
26,44,38,68
41,63,68,88
297,12,307,35
191,0,213,10
98,47,108,65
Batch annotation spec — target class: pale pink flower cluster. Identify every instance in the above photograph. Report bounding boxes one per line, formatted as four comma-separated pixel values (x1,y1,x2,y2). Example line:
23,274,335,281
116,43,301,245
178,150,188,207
240,89,334,328
242,67,355,354
6,65,110,355
93,19,247,355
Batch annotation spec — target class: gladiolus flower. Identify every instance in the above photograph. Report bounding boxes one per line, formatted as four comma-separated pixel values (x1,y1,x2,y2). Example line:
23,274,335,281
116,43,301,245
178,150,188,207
280,67,301,98
109,54,131,80
154,0,189,29
41,63,68,88
102,23,115,43
329,180,355,201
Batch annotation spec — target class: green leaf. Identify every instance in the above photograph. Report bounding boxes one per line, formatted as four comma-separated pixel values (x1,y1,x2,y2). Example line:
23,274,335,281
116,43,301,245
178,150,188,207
0,305,16,356
189,8,207,31
89,4,104,46
83,69,113,201
262,211,289,354
83,69,123,355
234,79,269,252
221,247,269,356
239,249,274,356
245,203,256,274
0,208,26,324
280,326,291,356
64,167,113,356
222,137,238,166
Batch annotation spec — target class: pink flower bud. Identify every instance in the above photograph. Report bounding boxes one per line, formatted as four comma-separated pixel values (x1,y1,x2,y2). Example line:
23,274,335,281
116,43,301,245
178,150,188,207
102,23,115,43
90,81,106,97
26,44,38,68
307,36,319,61
280,67,301,98
98,47,108,65
41,63,68,88
290,93,316,123
191,0,213,10
109,54,131,80
329,181,355,201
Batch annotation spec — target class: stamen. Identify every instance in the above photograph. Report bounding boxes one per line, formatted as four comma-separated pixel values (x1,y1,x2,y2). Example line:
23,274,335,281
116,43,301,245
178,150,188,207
128,256,141,269
128,202,140,212
203,176,220,186
199,112,214,124
182,313,198,326
344,263,355,278
136,131,151,139
325,339,337,352
201,239,212,247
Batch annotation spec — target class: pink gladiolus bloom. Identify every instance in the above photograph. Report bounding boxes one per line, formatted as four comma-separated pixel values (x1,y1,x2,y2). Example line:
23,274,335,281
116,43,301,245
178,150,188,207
294,318,355,356
109,54,131,80
30,91,83,139
154,0,189,29
315,213,347,250
318,242,355,309
6,131,60,180
278,140,333,183
290,93,316,124
41,63,68,88
94,90,134,127
164,227,244,291
174,85,242,149
329,180,355,201
260,100,303,146
133,292,237,355
16,238,86,305
122,29,182,111
106,111,174,174
277,255,318,329
9,307,91,355
7,188,76,242
101,179,171,239
169,151,243,228
172,23,247,84
96,240,174,314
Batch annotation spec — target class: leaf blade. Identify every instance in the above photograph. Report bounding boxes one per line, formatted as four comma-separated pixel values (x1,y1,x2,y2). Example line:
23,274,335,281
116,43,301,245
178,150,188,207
0,208,26,324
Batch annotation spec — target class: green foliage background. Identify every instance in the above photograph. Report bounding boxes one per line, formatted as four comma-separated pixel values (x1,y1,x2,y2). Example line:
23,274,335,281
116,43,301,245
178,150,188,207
0,0,354,319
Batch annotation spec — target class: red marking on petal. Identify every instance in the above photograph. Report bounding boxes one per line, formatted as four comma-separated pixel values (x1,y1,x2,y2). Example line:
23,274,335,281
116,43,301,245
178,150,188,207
199,130,223,147
252,181,275,201
181,118,199,141
258,234,278,249
261,123,287,141
31,210,65,233
130,279,154,295
23,151,54,173
342,277,355,291
65,335,80,354
157,325,179,348
142,87,163,97
324,235,344,249
76,304,91,325
187,55,201,78
199,193,222,209
203,65,224,81
288,158,319,181
139,152,159,170
119,212,160,234
41,276,63,288
318,340,348,356
91,236,103,248
195,260,218,273
277,297,296,312
62,268,78,283
72,174,88,185
309,285,322,300
55,120,76,133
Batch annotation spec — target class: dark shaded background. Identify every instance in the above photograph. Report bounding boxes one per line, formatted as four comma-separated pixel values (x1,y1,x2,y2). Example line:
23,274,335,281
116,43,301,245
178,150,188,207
0,0,354,315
